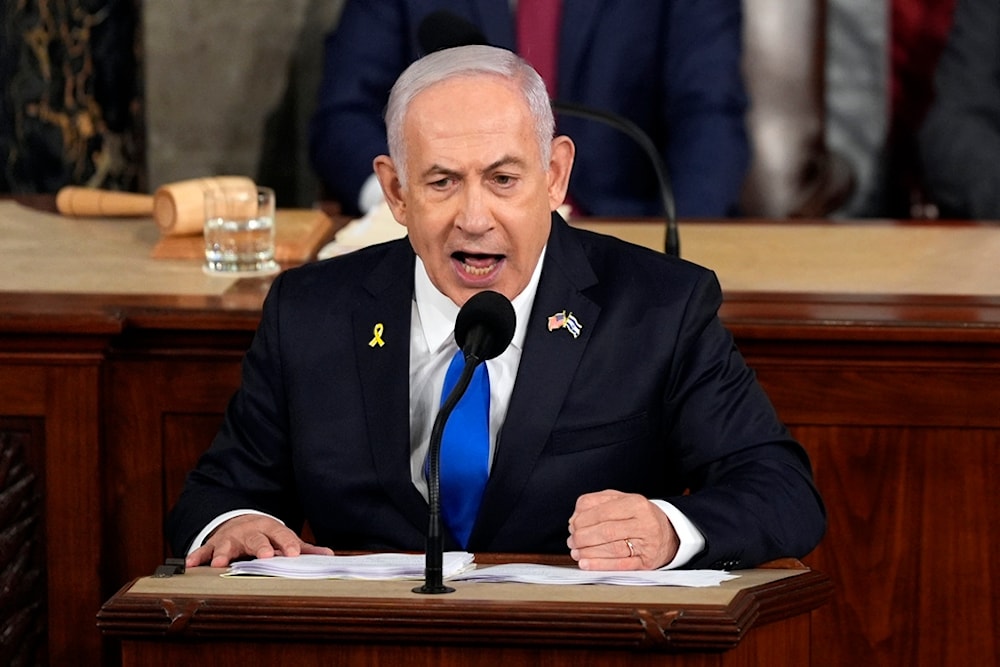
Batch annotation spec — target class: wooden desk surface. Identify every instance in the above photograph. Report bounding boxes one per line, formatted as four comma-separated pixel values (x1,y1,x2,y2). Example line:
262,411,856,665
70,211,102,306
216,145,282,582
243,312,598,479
573,219,1000,296
4,201,998,344
0,199,239,295
3,199,999,298
99,565,831,653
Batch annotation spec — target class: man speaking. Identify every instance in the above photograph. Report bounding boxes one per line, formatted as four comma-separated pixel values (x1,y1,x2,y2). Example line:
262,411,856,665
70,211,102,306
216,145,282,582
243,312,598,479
167,45,825,571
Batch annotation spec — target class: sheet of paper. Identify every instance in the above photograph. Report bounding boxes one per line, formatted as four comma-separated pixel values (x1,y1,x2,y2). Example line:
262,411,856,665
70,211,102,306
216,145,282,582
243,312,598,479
225,551,475,580
452,563,738,587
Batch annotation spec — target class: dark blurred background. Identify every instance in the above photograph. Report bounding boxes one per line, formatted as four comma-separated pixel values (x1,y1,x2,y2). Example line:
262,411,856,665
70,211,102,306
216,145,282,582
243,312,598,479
0,0,959,219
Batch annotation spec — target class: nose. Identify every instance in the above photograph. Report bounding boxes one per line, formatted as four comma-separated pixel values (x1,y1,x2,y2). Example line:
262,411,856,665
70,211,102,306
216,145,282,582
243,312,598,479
455,185,495,235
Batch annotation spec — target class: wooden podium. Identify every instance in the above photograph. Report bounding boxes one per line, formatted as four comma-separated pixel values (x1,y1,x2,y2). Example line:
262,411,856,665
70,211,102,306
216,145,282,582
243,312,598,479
97,563,831,666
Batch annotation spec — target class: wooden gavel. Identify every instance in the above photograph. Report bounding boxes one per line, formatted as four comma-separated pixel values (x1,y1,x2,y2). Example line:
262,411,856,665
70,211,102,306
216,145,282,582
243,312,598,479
55,176,257,236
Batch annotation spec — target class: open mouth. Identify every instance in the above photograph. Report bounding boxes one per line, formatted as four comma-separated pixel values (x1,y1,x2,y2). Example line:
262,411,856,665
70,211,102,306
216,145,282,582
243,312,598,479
453,252,504,277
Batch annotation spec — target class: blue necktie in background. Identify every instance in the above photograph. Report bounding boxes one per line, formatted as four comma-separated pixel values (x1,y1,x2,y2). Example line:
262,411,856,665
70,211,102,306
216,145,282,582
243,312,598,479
439,348,490,548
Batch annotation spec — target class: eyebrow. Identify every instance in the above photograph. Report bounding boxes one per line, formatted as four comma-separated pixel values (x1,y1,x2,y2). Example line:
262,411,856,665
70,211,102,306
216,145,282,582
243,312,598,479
482,155,527,173
420,164,462,181
419,155,527,181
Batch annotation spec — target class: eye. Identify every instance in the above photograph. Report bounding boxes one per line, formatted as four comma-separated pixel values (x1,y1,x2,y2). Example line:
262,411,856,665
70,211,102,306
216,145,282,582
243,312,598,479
429,176,455,190
492,174,517,187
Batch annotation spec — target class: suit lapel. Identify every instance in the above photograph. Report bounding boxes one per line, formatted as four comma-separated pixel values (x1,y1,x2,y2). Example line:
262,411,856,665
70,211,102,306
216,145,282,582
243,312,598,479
354,241,428,533
473,215,601,546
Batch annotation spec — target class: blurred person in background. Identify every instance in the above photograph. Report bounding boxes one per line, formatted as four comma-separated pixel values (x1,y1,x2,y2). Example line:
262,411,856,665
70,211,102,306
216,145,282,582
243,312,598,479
309,0,749,219
919,0,1000,219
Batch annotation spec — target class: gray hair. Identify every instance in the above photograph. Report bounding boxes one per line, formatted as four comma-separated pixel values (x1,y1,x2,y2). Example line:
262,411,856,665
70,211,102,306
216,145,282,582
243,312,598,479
384,44,555,186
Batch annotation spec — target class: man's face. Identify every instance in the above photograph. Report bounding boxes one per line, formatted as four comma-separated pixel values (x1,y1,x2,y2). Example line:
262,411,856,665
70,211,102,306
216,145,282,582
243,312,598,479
375,75,573,306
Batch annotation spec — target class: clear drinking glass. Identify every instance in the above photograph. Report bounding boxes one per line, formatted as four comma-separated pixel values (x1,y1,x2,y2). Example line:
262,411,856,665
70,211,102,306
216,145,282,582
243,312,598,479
203,184,278,274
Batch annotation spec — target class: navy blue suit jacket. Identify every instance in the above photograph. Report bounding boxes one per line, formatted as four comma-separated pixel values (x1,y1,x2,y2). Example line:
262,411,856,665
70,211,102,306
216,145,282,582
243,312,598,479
309,0,749,218
167,216,824,569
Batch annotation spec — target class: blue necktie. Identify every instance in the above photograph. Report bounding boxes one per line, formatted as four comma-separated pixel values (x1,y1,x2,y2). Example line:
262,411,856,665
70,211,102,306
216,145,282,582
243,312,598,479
438,348,490,548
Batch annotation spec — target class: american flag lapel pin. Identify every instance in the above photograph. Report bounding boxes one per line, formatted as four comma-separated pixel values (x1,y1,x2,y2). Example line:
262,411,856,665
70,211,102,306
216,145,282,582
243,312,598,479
547,311,583,339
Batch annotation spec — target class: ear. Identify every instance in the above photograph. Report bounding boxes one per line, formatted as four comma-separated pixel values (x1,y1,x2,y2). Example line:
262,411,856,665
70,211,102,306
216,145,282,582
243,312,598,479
546,135,576,212
373,155,408,227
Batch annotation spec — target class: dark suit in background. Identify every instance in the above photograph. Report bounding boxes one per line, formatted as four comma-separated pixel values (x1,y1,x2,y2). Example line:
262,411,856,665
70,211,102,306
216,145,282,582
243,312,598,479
919,0,1000,218
167,214,825,570
308,0,749,219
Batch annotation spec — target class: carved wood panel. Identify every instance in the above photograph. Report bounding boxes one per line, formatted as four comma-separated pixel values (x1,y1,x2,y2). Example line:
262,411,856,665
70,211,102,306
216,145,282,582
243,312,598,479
105,355,242,588
0,420,46,667
797,425,996,667
743,340,1000,667
0,361,103,667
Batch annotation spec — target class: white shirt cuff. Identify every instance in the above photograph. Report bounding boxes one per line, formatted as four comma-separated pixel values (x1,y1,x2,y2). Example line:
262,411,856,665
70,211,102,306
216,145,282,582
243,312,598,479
186,509,283,556
358,173,385,214
650,499,706,569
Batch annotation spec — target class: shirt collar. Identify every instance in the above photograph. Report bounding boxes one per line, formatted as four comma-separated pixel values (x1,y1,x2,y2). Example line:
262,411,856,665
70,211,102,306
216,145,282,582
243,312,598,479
414,247,546,354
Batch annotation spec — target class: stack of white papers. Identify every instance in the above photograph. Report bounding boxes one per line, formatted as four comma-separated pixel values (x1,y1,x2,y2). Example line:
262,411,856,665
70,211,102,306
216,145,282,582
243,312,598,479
226,552,475,580
224,553,736,587
452,563,738,587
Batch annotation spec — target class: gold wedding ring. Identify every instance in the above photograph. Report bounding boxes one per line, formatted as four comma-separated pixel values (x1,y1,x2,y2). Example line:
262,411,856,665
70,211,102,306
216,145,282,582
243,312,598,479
625,539,636,558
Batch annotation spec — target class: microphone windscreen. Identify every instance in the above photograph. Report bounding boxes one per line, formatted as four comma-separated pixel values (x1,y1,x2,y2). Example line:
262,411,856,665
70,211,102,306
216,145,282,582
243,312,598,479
418,10,488,54
455,290,516,361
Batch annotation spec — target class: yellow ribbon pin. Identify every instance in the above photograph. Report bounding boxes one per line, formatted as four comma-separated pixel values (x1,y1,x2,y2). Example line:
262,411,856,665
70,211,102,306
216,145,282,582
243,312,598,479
368,323,385,348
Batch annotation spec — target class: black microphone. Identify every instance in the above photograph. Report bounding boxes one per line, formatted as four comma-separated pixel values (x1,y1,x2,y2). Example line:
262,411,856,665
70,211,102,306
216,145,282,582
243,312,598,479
415,11,679,257
454,290,516,362
414,290,515,595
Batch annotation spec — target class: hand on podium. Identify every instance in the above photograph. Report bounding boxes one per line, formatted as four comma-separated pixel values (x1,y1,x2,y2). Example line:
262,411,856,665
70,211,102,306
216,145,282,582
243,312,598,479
186,513,333,568
567,490,680,571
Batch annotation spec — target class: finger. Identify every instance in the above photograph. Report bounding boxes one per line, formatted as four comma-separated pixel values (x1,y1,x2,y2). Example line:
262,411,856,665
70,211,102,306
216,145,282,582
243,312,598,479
300,543,335,556
573,537,657,571
569,489,625,522
263,523,323,558
568,500,645,548
274,542,335,557
185,544,214,568
207,538,244,568
244,531,278,560
567,520,642,554
577,554,645,571
569,491,641,532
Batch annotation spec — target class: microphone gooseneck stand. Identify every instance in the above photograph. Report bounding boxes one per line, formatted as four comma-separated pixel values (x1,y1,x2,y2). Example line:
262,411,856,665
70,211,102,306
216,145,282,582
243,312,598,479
413,290,516,594
413,354,479,594
552,100,679,258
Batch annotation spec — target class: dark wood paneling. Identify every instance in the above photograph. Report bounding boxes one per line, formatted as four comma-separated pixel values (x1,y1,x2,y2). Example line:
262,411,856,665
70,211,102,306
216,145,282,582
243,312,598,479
104,356,242,590
0,419,47,667
119,638,810,667
789,426,995,666
162,414,234,521
0,362,103,666
753,358,1000,428
118,642,779,667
